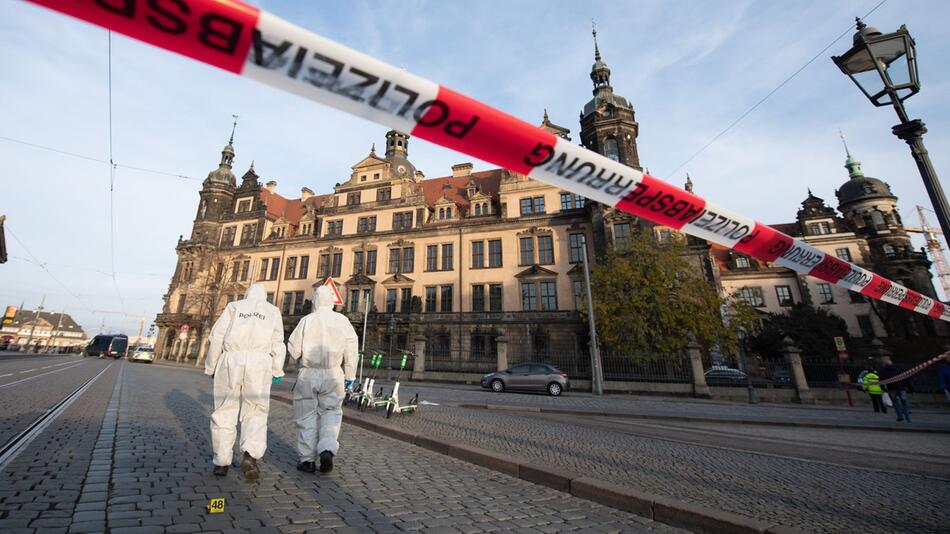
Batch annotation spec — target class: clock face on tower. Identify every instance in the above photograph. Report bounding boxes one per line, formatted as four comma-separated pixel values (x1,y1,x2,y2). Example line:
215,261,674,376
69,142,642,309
397,165,407,176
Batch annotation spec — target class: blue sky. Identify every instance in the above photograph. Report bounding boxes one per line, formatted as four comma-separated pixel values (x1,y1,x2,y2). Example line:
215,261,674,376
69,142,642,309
2,0,949,337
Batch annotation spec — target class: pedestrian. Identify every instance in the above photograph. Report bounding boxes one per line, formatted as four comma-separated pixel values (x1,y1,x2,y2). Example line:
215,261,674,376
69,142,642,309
287,285,358,474
861,369,887,414
939,360,950,402
204,283,287,480
880,361,911,422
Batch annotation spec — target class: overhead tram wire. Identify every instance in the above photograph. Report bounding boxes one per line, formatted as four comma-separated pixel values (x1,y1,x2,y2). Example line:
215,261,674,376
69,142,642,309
0,135,200,181
4,224,92,314
663,0,888,180
107,30,127,315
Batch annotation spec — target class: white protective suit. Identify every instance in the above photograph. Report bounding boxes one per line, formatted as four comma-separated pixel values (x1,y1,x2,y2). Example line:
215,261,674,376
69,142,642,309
205,283,286,467
287,285,358,459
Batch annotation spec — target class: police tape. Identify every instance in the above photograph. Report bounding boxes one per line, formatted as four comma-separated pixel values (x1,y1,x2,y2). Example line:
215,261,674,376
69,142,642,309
26,0,950,322
876,352,949,386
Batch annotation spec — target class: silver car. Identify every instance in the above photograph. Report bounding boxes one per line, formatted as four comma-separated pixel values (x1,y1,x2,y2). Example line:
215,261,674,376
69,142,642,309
481,363,569,396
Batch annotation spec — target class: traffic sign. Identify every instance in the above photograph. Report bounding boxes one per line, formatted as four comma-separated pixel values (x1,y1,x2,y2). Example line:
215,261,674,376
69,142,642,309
833,336,846,352
324,278,344,306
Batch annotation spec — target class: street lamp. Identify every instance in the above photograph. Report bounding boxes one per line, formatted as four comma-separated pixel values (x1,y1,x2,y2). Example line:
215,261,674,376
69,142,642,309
832,18,950,242
737,327,757,404
387,315,396,381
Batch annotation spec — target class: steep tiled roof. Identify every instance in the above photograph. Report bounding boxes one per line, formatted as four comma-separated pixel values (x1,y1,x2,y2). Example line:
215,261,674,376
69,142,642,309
259,188,330,224
418,169,503,215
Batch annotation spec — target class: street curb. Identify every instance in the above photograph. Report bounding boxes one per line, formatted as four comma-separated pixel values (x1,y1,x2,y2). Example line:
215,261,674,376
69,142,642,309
270,394,803,534
464,403,950,435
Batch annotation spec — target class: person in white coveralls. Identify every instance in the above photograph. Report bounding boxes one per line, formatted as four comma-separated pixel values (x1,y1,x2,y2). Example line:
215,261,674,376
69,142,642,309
287,285,358,474
204,283,286,480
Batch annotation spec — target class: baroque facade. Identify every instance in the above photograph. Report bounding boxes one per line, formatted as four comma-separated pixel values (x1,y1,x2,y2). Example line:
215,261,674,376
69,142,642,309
155,35,944,368
0,308,87,350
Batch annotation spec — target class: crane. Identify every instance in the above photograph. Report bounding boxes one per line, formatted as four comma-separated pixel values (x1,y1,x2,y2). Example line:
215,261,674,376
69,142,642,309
903,205,950,300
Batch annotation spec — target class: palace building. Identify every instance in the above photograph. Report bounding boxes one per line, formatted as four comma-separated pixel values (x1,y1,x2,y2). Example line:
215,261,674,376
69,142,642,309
155,33,944,370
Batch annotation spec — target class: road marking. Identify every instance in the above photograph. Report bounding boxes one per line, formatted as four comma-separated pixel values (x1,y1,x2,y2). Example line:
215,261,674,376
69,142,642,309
19,369,36,374
0,363,113,473
0,362,89,389
0,374,11,378
41,366,52,369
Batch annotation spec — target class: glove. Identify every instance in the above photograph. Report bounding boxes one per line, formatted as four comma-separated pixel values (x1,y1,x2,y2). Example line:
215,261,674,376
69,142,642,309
272,376,283,385
344,379,354,391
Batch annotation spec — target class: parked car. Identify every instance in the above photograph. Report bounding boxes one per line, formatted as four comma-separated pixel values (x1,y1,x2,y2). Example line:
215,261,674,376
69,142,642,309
704,367,748,383
128,346,155,364
83,334,129,359
772,369,792,387
481,363,569,396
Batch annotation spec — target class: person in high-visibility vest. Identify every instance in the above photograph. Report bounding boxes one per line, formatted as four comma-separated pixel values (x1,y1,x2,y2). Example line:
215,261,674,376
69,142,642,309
861,370,888,414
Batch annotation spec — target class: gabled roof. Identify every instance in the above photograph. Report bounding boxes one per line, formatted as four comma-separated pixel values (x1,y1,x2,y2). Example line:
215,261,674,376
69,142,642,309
2,310,86,335
419,170,504,215
515,265,559,278
259,188,330,224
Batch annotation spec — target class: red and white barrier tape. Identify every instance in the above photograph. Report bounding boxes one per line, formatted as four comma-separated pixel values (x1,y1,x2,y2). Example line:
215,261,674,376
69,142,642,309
876,352,949,386
26,0,950,322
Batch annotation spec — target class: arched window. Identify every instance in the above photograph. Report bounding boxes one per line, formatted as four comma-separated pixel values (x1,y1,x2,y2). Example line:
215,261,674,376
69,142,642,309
871,210,886,227
199,201,207,219
439,208,445,220
446,207,453,219
882,243,896,257
604,138,620,162
483,202,489,214
475,204,482,216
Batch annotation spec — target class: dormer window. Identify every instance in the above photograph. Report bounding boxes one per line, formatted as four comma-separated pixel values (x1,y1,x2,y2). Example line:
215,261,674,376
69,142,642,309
735,256,751,269
361,174,367,182
475,204,482,216
347,192,361,206
236,199,252,213
377,187,392,201
374,173,380,180
808,222,831,235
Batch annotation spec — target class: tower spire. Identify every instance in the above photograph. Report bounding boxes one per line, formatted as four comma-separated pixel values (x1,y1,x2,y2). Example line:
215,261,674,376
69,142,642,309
838,130,864,179
839,129,851,158
229,114,238,145
592,20,601,61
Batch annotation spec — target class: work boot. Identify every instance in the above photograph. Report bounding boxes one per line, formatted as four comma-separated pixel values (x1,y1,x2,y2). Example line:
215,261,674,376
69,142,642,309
319,451,334,473
297,461,316,473
212,465,228,477
241,452,260,481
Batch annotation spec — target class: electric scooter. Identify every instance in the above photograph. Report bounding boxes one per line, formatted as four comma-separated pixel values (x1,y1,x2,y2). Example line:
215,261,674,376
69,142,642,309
343,352,363,406
358,352,384,411
377,352,420,418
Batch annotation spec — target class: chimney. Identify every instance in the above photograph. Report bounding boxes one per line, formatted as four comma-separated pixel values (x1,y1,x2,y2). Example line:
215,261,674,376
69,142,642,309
451,163,473,178
265,180,277,193
301,187,313,201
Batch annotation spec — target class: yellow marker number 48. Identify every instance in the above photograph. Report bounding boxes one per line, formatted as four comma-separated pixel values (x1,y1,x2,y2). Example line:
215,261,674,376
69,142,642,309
207,498,225,513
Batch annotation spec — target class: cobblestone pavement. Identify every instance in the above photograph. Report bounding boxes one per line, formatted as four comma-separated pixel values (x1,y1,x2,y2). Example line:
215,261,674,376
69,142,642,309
0,357,108,444
331,388,950,533
0,361,680,533
366,380,950,430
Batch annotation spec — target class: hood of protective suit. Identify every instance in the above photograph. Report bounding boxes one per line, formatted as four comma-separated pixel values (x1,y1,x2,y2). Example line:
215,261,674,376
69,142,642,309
245,283,267,302
314,285,336,309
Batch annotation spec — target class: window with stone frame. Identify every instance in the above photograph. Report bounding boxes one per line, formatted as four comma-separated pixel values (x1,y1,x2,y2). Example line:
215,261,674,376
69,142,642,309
285,257,297,280
357,216,377,234
221,226,237,247
365,250,377,275
573,280,585,310
440,285,453,312
857,315,875,337
472,241,485,268
441,244,453,271
537,235,554,265
425,287,437,312
489,283,503,311
259,258,269,280
521,282,538,311
331,253,343,278
319,253,330,278
735,256,751,269
471,334,497,360
325,220,343,236
569,233,587,263
775,285,794,306
613,223,631,249
349,289,361,312
539,281,558,310
236,198,252,213
519,237,535,266
817,283,834,304
472,284,485,312
269,258,281,281
488,240,503,268
400,288,412,313
604,137,620,162
176,293,187,313
239,223,257,245
386,289,397,313
426,245,438,271
401,247,414,273
346,192,361,206
835,247,853,262
240,260,250,281
393,211,413,230
738,287,765,307
353,251,364,275
808,222,832,235
298,256,308,279
377,187,392,201
229,261,239,283
388,248,401,273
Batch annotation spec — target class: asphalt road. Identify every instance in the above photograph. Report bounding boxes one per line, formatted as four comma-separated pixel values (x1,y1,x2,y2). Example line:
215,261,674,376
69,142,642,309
0,357,678,533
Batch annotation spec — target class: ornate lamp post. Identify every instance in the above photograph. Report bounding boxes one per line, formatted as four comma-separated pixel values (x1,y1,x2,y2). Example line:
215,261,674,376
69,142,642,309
832,18,950,241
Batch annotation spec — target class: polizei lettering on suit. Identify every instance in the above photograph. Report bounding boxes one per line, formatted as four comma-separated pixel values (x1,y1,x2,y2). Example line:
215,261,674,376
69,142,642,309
249,31,476,139
523,144,638,200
